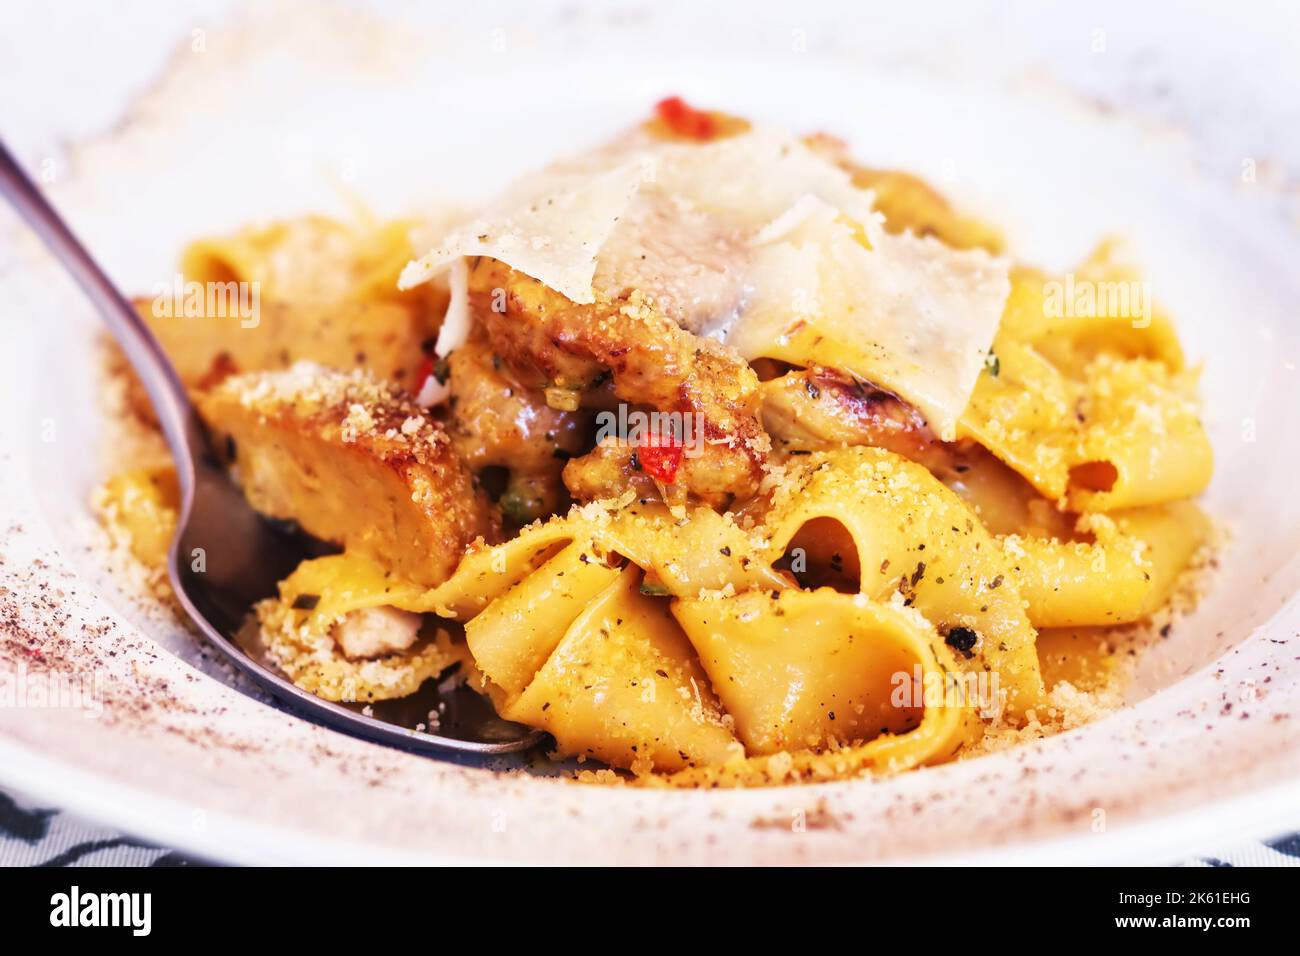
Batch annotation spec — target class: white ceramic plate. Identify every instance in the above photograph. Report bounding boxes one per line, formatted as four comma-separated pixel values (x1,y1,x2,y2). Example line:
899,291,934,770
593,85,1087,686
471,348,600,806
2,1,1299,864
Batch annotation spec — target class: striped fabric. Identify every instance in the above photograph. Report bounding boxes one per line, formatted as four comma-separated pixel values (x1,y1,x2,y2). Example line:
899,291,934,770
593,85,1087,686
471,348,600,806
3,785,1299,866
0,789,202,867
1179,835,1300,868
2,785,1300,868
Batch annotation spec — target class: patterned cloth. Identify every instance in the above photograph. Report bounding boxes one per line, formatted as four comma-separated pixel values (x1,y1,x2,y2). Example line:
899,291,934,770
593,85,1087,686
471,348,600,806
1,785,1297,866
1181,836,1300,868
0,789,203,867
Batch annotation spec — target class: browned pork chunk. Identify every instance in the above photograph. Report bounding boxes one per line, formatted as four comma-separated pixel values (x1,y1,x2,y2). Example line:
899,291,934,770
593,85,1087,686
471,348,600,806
197,364,498,587
444,329,587,524
759,366,945,468
467,257,769,507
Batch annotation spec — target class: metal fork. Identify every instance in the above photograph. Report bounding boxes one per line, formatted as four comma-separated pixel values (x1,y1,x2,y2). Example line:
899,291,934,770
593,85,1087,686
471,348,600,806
0,140,538,756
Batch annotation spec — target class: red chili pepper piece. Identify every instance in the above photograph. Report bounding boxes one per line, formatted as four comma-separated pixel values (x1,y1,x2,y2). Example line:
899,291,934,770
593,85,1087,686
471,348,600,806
639,434,685,483
655,96,716,141
414,355,434,390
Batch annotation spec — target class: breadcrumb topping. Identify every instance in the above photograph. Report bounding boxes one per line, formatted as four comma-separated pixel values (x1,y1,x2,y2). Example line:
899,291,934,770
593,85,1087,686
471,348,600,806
216,360,451,466
254,594,465,703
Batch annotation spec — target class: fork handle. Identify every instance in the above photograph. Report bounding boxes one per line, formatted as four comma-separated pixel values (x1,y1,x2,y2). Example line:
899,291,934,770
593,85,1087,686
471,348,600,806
0,138,200,482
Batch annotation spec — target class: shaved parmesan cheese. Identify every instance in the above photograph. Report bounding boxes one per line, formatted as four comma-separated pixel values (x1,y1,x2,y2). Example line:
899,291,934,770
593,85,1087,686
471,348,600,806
398,161,646,303
433,257,470,357
401,125,1009,435
401,127,873,318
732,200,1010,440
596,129,878,334
415,372,450,408
753,193,832,245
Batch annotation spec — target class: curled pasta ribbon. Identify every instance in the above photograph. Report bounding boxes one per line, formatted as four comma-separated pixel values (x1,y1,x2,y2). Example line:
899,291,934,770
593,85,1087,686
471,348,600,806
418,489,975,781
422,503,770,774
662,588,976,786
960,255,1212,512
761,447,1046,716
998,501,1210,628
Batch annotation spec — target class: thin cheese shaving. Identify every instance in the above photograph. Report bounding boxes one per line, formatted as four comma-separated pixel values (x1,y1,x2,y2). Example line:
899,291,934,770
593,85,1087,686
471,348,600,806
399,161,646,302
734,199,1010,439
432,257,470,356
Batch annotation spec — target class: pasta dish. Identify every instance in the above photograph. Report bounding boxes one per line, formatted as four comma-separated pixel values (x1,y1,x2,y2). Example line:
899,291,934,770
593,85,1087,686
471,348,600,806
96,99,1215,787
